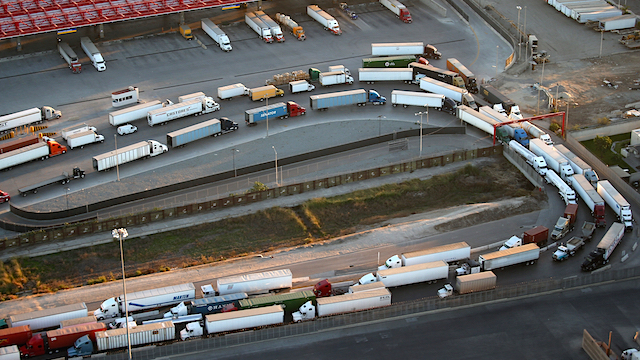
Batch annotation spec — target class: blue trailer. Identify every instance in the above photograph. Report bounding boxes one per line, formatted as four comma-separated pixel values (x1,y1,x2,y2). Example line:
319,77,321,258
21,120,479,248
166,118,238,148
310,89,386,110
189,293,248,314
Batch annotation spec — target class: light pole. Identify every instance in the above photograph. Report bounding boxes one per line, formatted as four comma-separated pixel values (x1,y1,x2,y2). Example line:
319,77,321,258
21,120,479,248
378,115,385,136
231,148,239,177
495,45,499,78
415,108,428,157
523,6,527,61
65,187,70,213
272,146,278,186
537,59,546,115
599,29,604,58
112,228,131,360
516,6,522,61
265,95,269,138
114,134,120,182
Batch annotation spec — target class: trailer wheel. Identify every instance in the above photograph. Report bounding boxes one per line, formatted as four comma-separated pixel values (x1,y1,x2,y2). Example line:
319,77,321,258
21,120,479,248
21,193,26,197
33,189,38,194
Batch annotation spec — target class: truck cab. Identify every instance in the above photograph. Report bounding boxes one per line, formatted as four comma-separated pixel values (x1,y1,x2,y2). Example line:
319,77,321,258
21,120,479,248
42,106,62,120
179,25,193,40
455,260,480,276
20,333,45,357
313,279,333,297
437,284,453,298
551,217,572,240
462,94,478,110
292,301,316,322
379,255,402,270
368,90,387,105
180,321,204,340
424,44,442,60
356,273,377,286
67,335,94,357
443,97,457,115
500,236,523,251
287,101,306,117
581,248,605,271
94,297,120,320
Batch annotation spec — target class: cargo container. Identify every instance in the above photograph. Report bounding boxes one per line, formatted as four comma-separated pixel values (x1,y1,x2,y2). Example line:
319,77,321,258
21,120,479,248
108,101,164,126
446,58,478,93
597,14,636,31
80,37,106,71
147,97,220,126
362,55,416,68
420,78,477,109
205,305,284,334
379,241,470,270
245,12,273,42
61,124,98,141
66,130,104,149
456,271,496,294
0,346,18,360
307,5,341,35
390,90,445,109
20,322,106,357
8,303,87,331
0,107,61,134
569,174,606,227
319,71,354,86
358,68,414,84
0,135,39,154
237,291,316,313
457,105,503,137
409,62,465,88
597,180,633,231
96,321,175,352
348,282,386,294
478,243,540,271
111,86,139,107
245,101,306,125
201,18,232,51
58,42,81,73
275,13,305,40
255,11,285,42
249,85,285,101
218,83,249,100
60,315,97,328
523,226,550,246
582,222,625,271
379,0,412,23
92,140,168,171
0,326,32,347
189,293,248,315
316,288,391,317
376,260,449,287
371,42,441,59
215,269,293,296
178,92,206,103
94,283,195,320
166,118,238,148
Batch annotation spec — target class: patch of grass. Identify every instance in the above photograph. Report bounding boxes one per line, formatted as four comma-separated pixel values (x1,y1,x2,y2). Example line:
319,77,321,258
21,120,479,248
582,133,633,171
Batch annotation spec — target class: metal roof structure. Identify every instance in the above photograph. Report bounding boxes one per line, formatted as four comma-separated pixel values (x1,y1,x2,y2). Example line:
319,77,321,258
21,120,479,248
0,0,251,40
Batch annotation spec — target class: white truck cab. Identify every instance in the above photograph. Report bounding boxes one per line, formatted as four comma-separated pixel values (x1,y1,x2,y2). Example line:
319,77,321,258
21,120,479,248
500,236,523,251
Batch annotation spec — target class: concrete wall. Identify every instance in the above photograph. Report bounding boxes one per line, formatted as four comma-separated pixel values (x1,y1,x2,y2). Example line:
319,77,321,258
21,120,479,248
571,119,640,141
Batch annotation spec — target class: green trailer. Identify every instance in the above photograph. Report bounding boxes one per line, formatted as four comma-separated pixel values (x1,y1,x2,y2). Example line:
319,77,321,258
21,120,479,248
362,55,416,68
239,290,316,313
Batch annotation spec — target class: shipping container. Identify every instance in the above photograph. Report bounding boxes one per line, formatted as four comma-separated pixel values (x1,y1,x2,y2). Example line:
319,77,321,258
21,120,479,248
316,288,391,317
0,136,39,154
8,303,87,331
96,321,175,351
362,55,416,68
377,261,448,287
456,271,496,294
190,293,248,315
239,291,315,312
205,305,284,334
108,101,164,126
0,326,32,347
215,269,293,296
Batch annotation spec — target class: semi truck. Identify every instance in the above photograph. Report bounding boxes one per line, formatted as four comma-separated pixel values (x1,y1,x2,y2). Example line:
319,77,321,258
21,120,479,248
437,271,496,298
307,5,341,35
379,0,412,23
319,71,354,86
18,167,85,196
147,97,219,126
19,323,106,357
0,139,67,171
420,78,477,109
201,18,232,51
249,85,285,101
178,92,206,103
0,107,61,134
478,84,518,115
93,283,196,320
363,55,416,68
409,62,465,88
275,13,305,40
61,124,97,141
96,321,175,352
390,90,445,110
293,288,391,321
479,106,529,146
581,222,625,271
66,130,104,149
597,180,633,231
446,58,478,93
166,118,238,148
521,121,553,145
236,291,315,313
508,140,548,175
92,140,168,171
555,144,599,186
80,37,106,71
245,12,273,42
310,89,386,110
9,303,88,331
189,293,248,315
371,261,449,287
500,226,549,250
529,138,574,181
569,174,606,227
378,242,470,270
0,135,39,154
255,11,285,42
289,80,315,93
358,68,413,84
551,203,578,240
456,105,503,137
478,243,540,271
180,305,282,340
552,236,586,261
546,169,577,205
108,100,164,126
371,42,442,59
215,269,293,296
218,83,249,100
245,101,306,125
57,42,81,73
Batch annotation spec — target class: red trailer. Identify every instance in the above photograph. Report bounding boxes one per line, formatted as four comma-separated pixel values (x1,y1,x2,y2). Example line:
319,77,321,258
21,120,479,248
20,322,106,357
0,326,32,347
0,135,39,154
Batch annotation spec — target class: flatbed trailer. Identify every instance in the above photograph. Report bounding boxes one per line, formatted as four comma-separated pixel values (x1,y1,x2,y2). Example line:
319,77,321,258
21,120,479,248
18,167,85,196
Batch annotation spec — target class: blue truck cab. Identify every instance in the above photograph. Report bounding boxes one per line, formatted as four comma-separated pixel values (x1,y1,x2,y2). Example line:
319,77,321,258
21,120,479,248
368,90,386,105
513,128,529,147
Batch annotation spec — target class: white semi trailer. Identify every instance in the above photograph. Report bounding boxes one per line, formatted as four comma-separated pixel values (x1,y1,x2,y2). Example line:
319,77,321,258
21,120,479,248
92,140,168,171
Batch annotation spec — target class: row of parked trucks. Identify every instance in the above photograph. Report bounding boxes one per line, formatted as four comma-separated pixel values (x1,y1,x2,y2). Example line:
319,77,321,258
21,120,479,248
57,37,106,73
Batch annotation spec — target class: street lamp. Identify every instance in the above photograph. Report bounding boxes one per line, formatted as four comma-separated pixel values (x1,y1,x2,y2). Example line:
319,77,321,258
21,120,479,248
112,228,131,360
231,148,239,177
523,6,528,61
537,59,546,115
516,6,522,61
114,134,120,182
378,115,385,136
65,187,70,213
272,146,278,186
415,108,428,157
265,95,269,138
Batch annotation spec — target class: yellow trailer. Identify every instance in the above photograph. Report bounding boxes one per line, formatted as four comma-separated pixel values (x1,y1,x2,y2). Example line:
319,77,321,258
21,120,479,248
250,85,284,101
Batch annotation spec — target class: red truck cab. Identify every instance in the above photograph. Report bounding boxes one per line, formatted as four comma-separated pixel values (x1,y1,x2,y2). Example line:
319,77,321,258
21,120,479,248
313,279,332,297
399,9,412,23
287,101,306,117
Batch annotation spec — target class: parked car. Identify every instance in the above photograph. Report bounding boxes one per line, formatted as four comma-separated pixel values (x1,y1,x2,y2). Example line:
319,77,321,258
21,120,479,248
339,3,358,19
0,190,9,203
117,124,137,136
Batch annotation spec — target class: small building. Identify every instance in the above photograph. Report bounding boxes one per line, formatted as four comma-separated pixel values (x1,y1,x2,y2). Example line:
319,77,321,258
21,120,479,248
631,128,640,146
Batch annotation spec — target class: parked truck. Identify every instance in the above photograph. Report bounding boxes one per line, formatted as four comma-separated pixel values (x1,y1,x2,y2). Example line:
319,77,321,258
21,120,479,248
293,288,391,321
552,236,586,261
555,144,598,186
189,293,248,315
18,167,85,196
371,42,441,59
372,261,449,287
80,37,106,71
61,124,98,141
363,55,416,68
319,71,354,86
478,84,518,115
108,100,164,126
438,271,496,298
166,118,238,148
508,140,548,176
20,323,106,357
479,106,529,146
66,130,104,149
201,18,232,51
478,243,540,271
0,139,67,171
378,242,470,270
521,121,553,146
420,78,477,110
546,169,577,205
255,11,285,42
409,62,465,88
500,226,549,250
581,222,625,271
446,58,478,93
456,105,503,137
58,42,81,73
236,291,315,313
551,203,579,240
289,80,315,93
215,269,292,296
245,101,306,125
249,85,285,101
96,321,175,352
310,89,386,110
390,90,446,110
245,12,273,42
9,303,88,331
275,13,305,40
218,83,249,100
92,140,168,171
307,5,341,35
93,283,195,320
569,174,606,227
147,97,219,126
0,107,61,134
0,135,40,154
529,138,574,181
379,0,412,22
358,68,413,84
597,180,633,231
